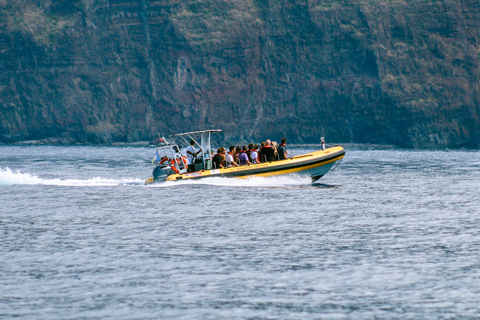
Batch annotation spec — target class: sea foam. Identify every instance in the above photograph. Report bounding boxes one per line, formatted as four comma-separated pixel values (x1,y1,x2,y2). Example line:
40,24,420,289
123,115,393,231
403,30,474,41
149,174,313,188
0,167,142,187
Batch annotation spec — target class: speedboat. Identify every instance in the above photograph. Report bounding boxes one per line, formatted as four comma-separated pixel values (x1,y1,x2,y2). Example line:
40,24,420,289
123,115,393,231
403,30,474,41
145,129,345,184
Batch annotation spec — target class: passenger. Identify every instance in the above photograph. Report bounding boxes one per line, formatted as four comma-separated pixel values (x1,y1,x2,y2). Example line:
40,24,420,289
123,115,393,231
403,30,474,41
186,139,200,172
238,146,251,165
213,147,224,169
250,144,260,164
259,142,266,162
277,137,287,160
272,141,278,156
263,139,275,162
226,146,239,167
234,146,241,163
246,143,253,159
220,147,227,167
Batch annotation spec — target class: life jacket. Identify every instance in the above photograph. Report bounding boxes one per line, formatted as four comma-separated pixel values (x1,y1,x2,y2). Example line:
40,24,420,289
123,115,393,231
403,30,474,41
279,143,287,156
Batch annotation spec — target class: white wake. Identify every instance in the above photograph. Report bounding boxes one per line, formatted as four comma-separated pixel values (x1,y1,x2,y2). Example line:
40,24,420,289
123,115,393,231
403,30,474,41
0,167,142,186
1,167,315,188
148,174,313,188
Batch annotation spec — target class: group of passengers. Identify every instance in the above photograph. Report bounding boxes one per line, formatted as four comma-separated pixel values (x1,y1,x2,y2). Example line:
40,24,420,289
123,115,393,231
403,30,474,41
162,138,288,173
211,138,288,170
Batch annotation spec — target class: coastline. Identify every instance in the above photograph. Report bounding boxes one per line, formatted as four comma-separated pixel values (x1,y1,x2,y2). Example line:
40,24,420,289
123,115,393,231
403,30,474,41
0,139,469,151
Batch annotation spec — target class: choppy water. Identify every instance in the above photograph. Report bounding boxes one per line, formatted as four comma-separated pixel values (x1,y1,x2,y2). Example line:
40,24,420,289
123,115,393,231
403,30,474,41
1,145,480,319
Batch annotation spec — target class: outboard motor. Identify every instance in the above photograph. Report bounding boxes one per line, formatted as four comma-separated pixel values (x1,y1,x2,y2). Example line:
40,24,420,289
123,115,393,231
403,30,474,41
152,165,171,182
321,137,326,151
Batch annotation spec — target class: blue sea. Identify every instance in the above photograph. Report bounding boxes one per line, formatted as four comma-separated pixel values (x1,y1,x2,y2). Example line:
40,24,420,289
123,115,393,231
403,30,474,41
1,145,480,319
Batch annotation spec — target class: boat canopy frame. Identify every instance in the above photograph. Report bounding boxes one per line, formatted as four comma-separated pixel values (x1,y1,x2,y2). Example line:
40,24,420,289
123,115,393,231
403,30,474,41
169,129,222,171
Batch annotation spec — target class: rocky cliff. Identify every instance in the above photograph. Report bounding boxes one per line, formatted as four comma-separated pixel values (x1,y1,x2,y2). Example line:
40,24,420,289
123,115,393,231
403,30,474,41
1,0,479,148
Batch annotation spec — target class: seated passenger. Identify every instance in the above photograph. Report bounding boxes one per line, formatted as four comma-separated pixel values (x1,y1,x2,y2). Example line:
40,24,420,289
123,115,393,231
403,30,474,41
247,143,253,158
250,144,260,164
234,146,241,163
238,146,251,165
220,147,226,167
226,146,238,167
213,147,224,169
271,141,278,158
263,140,275,162
259,142,266,162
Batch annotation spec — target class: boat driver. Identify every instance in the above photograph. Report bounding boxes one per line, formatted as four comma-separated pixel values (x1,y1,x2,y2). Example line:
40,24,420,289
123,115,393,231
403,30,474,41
186,139,201,172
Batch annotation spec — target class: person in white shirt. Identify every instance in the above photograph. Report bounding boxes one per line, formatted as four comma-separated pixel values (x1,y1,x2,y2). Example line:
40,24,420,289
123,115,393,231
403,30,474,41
250,144,260,164
186,139,200,172
225,145,238,167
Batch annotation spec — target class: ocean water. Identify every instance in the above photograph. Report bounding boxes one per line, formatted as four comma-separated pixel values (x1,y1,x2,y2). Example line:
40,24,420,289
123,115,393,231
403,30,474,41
1,145,480,319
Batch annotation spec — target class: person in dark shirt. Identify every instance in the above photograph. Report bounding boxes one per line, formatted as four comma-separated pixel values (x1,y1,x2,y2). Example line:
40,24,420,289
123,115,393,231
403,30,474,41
213,147,224,169
263,140,275,162
259,141,266,162
246,143,253,159
277,137,287,160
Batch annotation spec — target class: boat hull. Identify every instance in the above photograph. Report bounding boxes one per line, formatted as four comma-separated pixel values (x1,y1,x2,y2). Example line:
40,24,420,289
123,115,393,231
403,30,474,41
148,146,345,183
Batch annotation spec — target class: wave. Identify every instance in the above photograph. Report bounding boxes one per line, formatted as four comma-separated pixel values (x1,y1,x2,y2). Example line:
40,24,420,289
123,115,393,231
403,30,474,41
0,167,142,187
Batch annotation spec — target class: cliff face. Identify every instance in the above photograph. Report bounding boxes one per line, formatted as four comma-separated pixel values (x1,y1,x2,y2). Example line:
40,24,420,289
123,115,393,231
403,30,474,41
1,0,480,148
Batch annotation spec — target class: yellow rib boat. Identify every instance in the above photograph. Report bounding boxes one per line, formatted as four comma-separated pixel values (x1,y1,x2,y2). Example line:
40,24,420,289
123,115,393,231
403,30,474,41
145,130,345,184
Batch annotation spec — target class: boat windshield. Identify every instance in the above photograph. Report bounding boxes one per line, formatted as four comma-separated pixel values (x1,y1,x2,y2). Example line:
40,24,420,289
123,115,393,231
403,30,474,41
155,146,175,163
